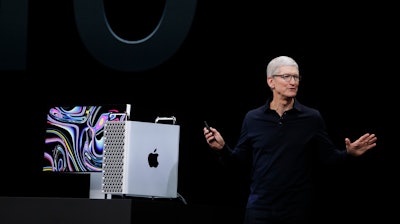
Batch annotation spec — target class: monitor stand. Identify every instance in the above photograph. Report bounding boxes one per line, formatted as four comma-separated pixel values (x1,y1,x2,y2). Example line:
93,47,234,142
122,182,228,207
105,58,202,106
89,172,104,199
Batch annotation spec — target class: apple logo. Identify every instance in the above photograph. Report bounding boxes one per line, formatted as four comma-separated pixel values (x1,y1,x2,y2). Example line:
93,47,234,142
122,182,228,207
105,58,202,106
148,148,159,168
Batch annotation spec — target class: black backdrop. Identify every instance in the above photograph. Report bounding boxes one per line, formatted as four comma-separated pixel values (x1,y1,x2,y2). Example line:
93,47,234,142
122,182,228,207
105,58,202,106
1,1,395,223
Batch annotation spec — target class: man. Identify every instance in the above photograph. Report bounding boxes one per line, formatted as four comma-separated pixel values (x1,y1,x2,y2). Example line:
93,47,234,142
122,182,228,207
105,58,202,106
203,56,377,224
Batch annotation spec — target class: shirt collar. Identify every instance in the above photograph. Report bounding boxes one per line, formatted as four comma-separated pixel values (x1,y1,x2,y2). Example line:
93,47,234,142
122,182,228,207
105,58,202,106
263,97,302,113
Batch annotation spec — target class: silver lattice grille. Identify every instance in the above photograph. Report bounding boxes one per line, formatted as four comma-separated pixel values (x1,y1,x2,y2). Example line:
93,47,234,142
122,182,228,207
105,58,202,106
102,121,126,194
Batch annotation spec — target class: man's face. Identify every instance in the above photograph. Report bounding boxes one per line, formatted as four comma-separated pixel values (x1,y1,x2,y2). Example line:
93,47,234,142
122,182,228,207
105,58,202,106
267,66,300,99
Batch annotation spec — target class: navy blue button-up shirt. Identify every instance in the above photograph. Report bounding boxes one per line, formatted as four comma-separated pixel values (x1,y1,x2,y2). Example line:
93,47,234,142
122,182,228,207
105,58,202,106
218,98,347,217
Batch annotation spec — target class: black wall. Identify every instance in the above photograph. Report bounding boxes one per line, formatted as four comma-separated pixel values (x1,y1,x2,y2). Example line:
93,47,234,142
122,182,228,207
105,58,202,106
1,1,395,223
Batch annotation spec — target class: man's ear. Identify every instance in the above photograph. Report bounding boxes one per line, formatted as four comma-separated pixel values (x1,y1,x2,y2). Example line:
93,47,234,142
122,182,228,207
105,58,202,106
267,77,274,89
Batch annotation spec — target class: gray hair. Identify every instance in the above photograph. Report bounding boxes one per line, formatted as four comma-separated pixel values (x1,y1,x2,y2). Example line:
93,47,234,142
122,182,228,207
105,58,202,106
266,56,298,78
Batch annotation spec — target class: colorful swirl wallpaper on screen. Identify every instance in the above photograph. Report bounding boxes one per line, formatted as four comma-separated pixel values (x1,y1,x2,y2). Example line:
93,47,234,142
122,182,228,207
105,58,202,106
43,105,128,172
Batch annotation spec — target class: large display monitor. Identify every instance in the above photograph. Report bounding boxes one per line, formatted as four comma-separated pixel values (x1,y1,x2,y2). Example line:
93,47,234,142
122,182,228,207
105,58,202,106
43,104,131,172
